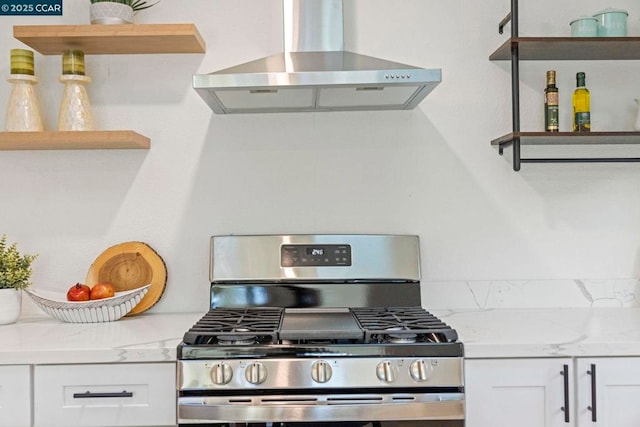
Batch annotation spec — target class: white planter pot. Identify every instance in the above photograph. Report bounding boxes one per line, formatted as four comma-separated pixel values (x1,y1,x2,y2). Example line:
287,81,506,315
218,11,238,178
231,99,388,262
90,2,134,25
0,289,21,325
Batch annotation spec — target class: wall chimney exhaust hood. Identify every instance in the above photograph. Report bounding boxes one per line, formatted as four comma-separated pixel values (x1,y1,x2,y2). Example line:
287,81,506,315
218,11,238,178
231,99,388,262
193,0,441,114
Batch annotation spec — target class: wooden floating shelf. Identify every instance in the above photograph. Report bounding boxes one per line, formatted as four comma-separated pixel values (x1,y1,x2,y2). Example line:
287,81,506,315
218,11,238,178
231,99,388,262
492,131,640,147
0,130,150,150
13,23,206,55
490,37,640,61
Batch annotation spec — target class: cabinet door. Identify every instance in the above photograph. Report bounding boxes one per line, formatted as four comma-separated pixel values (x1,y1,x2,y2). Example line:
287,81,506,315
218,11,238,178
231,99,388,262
465,358,573,427
34,362,176,427
0,365,31,427
577,357,640,426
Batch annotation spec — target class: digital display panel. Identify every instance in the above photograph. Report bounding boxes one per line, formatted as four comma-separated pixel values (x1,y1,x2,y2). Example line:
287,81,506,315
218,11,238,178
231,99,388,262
281,244,351,267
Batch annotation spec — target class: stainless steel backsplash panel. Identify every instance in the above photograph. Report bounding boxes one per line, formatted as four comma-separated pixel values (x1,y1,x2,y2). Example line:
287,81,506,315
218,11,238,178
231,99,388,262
210,282,421,309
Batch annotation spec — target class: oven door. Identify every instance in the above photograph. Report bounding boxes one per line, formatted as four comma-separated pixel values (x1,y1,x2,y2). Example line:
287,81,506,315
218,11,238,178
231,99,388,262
178,391,464,426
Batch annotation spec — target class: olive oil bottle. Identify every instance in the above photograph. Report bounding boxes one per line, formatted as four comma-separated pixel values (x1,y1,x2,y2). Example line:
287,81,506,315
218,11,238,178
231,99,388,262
544,70,559,132
572,72,590,132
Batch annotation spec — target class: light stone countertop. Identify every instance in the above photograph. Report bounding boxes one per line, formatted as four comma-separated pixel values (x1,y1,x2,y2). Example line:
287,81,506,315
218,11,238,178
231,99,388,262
0,312,202,365
2,308,640,365
435,307,640,359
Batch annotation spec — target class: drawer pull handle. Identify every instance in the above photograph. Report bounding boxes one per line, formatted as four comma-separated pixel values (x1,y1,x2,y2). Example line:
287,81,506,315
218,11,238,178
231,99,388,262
587,364,597,422
73,391,133,399
561,364,570,423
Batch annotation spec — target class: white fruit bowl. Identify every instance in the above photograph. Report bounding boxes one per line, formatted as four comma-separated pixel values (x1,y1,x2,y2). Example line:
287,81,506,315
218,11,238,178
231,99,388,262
25,284,151,323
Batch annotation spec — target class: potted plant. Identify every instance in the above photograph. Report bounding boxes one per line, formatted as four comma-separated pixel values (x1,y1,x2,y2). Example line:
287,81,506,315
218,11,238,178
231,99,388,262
0,235,37,325
89,0,158,25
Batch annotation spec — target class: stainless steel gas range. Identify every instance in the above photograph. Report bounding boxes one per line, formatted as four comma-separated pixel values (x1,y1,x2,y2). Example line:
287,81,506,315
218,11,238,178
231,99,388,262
177,234,464,427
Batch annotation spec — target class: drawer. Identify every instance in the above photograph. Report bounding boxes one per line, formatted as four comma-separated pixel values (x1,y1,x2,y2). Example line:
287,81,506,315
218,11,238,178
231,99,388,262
34,363,175,427
0,365,31,427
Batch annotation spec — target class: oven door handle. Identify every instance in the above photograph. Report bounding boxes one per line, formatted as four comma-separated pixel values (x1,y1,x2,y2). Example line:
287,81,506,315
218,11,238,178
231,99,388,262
178,394,464,423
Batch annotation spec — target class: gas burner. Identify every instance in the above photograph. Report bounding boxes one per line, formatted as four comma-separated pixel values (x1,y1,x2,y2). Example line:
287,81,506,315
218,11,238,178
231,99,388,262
385,327,417,344
217,336,257,345
352,307,459,344
216,328,258,345
387,334,417,344
182,308,282,346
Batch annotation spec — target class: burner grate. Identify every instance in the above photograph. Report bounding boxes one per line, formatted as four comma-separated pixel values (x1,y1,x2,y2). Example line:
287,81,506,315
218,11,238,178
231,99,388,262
352,307,458,343
182,308,283,345
181,306,459,346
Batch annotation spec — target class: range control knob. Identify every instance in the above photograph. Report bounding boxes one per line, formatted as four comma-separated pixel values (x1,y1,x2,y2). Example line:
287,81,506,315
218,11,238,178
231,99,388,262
376,360,396,383
311,360,333,383
245,362,267,385
410,359,434,382
210,362,233,385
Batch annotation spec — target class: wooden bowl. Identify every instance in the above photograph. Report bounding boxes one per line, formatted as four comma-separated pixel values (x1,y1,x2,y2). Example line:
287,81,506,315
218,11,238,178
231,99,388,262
86,242,166,316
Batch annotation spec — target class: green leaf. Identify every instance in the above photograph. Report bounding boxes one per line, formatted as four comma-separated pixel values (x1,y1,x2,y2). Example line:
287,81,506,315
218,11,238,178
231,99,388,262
0,235,37,290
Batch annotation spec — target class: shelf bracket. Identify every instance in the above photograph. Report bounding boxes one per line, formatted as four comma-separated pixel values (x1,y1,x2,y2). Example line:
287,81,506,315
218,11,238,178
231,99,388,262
498,12,512,34
497,141,510,156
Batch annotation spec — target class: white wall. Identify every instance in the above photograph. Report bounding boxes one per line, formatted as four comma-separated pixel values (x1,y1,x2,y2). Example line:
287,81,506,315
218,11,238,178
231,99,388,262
1,0,640,315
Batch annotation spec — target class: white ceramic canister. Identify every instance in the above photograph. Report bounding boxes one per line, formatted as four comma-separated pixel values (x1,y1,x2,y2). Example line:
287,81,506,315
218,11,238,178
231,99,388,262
89,2,134,25
593,8,628,37
570,16,598,37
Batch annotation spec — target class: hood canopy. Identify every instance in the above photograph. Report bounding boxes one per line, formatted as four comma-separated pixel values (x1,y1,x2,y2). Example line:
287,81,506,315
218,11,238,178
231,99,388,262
193,0,441,114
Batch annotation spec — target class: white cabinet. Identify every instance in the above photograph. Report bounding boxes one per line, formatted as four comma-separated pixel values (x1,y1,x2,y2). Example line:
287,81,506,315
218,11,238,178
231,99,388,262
465,358,573,427
0,362,176,427
0,365,31,427
576,358,640,426
34,362,176,427
466,357,640,426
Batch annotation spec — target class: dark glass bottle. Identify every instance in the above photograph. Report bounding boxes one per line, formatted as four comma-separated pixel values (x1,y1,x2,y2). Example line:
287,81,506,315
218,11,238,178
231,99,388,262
544,70,559,132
